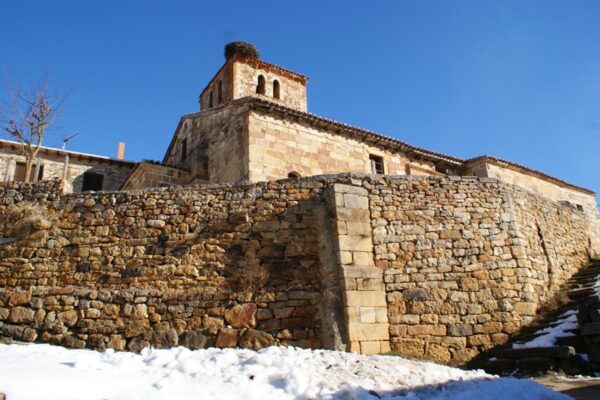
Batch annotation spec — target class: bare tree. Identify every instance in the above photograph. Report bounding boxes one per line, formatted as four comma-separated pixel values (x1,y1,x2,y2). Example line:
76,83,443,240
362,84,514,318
0,74,67,182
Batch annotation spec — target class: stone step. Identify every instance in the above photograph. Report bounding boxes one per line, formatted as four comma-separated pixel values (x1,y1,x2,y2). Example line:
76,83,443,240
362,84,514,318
581,321,600,336
494,346,576,360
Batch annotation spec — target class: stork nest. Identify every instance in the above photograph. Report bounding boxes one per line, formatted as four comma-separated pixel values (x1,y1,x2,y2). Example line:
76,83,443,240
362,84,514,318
225,41,260,60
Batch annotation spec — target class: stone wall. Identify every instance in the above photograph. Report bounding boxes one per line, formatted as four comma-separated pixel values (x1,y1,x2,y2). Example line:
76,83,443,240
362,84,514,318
0,179,327,352
368,175,595,364
247,111,441,182
0,174,597,365
164,105,249,184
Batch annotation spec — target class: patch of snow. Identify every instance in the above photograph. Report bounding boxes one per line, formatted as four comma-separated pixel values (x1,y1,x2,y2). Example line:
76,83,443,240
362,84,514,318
0,343,569,400
513,309,578,349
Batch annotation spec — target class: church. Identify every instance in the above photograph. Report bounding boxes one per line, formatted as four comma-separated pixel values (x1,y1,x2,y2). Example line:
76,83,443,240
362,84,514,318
1,41,597,213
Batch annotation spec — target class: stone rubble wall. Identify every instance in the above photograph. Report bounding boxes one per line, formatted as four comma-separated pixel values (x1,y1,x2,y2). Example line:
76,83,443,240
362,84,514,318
0,178,330,352
368,175,594,364
0,174,597,365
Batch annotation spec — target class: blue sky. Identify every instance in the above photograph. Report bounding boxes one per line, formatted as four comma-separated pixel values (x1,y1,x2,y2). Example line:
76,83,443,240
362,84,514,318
1,1,599,193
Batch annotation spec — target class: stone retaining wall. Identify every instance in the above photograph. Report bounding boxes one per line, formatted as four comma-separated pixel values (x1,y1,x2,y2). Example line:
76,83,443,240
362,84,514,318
0,175,597,364
368,175,594,364
0,178,328,351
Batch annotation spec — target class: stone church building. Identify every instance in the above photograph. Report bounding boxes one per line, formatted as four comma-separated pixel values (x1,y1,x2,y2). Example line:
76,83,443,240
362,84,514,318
1,42,597,213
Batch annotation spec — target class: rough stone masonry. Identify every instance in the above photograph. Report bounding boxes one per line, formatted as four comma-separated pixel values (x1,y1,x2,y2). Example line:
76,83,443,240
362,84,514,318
0,174,596,365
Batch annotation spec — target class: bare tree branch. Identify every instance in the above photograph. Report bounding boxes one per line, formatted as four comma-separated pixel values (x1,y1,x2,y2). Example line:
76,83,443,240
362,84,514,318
1,72,69,182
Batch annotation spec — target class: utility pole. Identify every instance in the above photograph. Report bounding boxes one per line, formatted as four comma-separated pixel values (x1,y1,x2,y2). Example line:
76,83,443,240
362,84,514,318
62,132,80,181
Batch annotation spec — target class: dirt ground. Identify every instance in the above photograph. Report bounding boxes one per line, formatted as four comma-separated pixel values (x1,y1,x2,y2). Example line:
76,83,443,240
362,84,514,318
534,375,600,400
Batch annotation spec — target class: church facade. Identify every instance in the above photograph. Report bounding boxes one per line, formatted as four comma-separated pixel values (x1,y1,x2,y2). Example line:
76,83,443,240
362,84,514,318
135,42,596,215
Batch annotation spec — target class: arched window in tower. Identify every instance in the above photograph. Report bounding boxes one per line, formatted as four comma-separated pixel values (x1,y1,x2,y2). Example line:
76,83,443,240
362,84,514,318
256,75,266,95
273,80,280,99
217,80,223,104
208,91,213,108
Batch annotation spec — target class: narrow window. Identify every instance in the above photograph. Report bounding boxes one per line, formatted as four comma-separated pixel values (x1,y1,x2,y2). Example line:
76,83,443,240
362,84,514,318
273,80,280,99
369,154,384,174
576,204,584,211
217,80,223,103
435,164,447,174
208,91,213,108
82,172,104,191
181,138,187,162
256,75,265,95
13,162,43,182
404,163,411,176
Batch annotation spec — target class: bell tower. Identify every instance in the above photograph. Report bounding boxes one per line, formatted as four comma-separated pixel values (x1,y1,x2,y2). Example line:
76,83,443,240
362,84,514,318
199,41,308,112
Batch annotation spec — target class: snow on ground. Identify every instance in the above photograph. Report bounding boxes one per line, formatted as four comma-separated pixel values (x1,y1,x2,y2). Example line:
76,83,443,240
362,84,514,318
512,309,578,349
0,343,569,400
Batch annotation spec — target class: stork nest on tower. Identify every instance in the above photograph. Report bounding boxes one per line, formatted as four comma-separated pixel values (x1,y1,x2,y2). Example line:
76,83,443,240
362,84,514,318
225,41,260,60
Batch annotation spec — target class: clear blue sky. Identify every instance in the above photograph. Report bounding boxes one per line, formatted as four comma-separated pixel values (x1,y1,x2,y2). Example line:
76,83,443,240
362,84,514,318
1,1,599,193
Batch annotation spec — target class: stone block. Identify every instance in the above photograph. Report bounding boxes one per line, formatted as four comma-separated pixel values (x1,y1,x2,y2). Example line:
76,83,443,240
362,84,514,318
8,291,31,306
359,307,376,323
216,328,238,348
448,323,473,337
342,266,382,279
360,340,382,355
514,302,537,316
352,251,374,266
224,304,257,328
407,324,446,336
344,291,387,307
427,343,451,363
346,222,372,236
338,235,373,252
343,194,369,209
9,307,34,324
333,184,367,196
347,323,389,341
391,338,425,358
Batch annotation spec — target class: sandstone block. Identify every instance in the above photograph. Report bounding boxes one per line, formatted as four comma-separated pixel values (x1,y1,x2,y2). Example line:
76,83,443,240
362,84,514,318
514,302,537,316
427,343,451,363
344,291,386,307
216,328,238,348
360,340,382,355
392,338,424,358
347,323,389,341
448,323,473,337
239,329,275,350
9,307,35,324
9,291,31,306
224,304,257,329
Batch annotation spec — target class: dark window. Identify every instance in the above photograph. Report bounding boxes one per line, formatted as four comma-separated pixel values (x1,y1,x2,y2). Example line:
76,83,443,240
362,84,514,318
14,162,43,182
256,75,265,95
404,163,411,176
273,80,280,99
181,138,187,162
82,172,104,191
208,91,213,108
217,80,223,103
576,204,584,211
369,154,384,174
287,171,301,179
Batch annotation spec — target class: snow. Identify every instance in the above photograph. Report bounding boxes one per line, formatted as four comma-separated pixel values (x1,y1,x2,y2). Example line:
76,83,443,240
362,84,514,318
513,309,578,349
0,343,569,400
